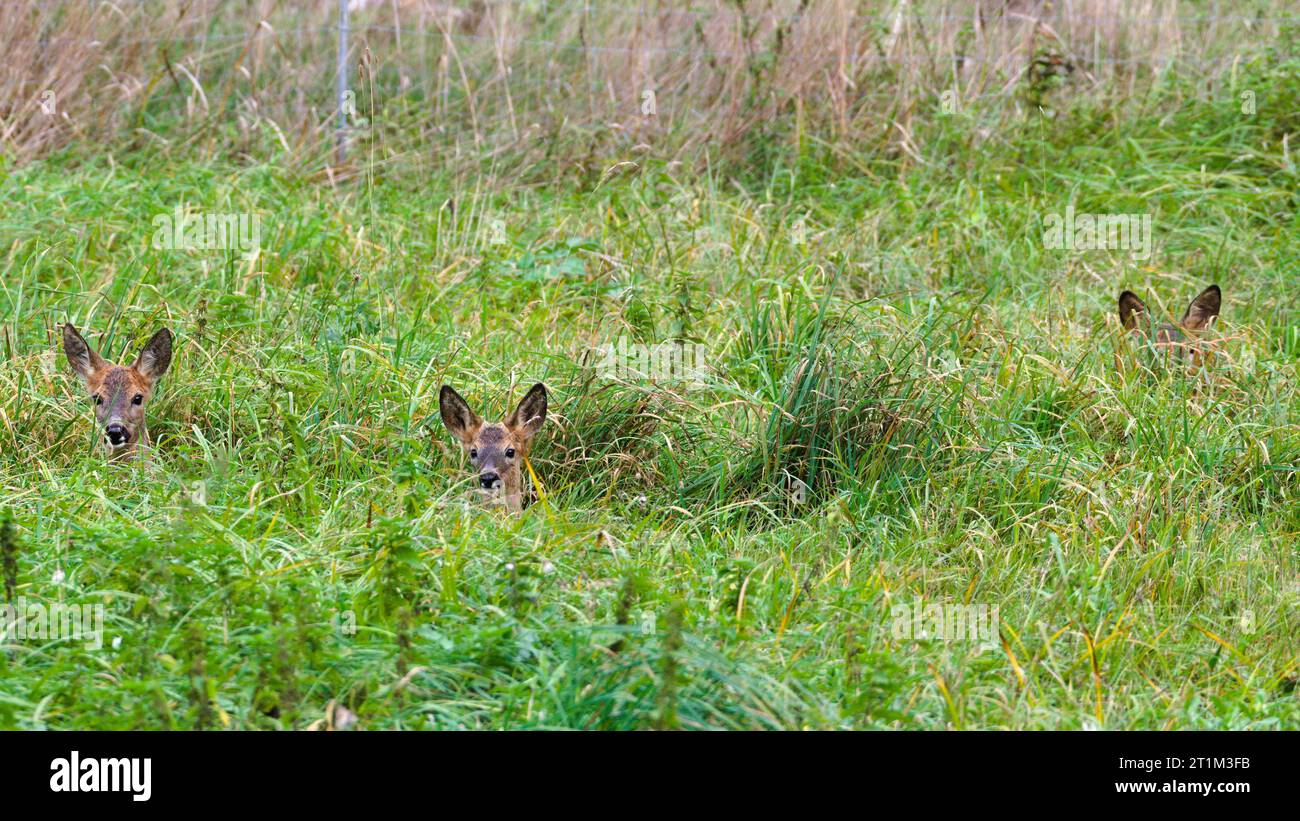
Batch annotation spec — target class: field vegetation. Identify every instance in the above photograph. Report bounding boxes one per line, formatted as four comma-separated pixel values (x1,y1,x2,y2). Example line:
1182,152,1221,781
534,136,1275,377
0,0,1296,728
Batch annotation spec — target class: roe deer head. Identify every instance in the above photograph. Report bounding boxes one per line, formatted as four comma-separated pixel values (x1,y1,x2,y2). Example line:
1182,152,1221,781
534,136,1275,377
63,324,173,458
1118,284,1221,369
439,382,547,512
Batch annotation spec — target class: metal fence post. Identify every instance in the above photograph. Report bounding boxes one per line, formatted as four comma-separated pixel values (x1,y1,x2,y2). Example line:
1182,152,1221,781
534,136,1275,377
335,0,350,164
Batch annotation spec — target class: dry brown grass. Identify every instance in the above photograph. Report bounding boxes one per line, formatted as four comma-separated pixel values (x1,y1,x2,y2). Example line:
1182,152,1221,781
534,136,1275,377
0,0,1289,170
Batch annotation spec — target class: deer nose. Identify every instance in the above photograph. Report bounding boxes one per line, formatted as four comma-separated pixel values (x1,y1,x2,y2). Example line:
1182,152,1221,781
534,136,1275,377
480,472,500,490
105,424,130,446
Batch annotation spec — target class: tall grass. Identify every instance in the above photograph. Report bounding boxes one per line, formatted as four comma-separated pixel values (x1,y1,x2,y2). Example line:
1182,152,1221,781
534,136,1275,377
3,1,1295,178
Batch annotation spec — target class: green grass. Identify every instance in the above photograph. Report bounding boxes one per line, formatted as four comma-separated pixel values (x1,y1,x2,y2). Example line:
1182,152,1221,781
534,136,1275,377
0,61,1297,730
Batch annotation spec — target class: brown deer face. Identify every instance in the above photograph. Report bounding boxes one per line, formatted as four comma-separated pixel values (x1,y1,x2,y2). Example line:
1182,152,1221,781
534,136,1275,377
63,324,173,455
1119,284,1221,368
439,383,547,512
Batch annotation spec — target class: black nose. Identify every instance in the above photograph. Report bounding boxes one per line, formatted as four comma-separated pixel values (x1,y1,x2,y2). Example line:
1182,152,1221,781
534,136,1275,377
480,472,500,490
105,424,130,445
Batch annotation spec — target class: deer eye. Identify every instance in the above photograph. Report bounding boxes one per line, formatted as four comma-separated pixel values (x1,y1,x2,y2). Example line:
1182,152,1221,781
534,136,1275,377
132,394,143,405
505,448,515,458
93,395,103,405
469,449,478,460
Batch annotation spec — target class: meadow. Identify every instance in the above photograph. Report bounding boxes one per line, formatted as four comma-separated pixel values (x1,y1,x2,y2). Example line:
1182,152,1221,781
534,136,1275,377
0,0,1296,729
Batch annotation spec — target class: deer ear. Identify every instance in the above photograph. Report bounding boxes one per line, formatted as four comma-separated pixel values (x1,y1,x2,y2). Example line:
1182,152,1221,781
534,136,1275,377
507,383,548,442
1181,285,1221,331
132,328,173,381
439,385,481,444
1118,291,1148,332
62,323,105,384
